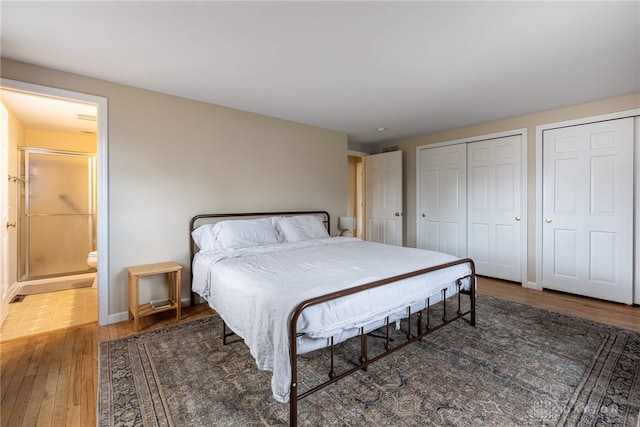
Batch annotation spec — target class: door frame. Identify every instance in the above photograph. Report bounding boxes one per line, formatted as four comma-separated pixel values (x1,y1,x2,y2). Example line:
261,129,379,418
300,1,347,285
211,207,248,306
1,78,110,325
416,128,528,287
0,102,9,325
535,109,640,299
348,150,367,239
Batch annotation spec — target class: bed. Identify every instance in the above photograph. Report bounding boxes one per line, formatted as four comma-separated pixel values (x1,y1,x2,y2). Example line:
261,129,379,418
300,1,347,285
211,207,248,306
190,211,476,426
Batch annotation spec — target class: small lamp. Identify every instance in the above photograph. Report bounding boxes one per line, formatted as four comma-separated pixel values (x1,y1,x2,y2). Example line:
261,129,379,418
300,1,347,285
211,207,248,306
338,216,357,237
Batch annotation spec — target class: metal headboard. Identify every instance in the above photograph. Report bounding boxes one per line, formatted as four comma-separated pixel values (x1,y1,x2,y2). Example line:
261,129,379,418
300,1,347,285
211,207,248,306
189,210,330,305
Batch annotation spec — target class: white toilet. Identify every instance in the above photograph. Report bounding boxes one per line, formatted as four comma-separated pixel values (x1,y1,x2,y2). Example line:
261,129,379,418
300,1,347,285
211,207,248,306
87,251,98,269
87,251,98,288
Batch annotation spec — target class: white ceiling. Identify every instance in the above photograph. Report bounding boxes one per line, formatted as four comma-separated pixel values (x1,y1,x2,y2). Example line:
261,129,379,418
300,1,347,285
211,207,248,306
1,1,638,147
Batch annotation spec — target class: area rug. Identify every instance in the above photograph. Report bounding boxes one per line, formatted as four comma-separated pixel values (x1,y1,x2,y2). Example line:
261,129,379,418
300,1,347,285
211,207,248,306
98,295,640,426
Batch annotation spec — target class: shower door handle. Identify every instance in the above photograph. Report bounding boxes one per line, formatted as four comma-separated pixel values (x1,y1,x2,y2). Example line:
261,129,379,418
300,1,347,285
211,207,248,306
6,221,16,228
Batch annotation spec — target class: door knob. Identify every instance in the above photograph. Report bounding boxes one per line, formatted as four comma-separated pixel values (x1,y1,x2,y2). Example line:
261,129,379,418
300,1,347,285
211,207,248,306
545,218,552,223
6,221,16,228
515,216,521,221
422,213,426,218
394,212,402,217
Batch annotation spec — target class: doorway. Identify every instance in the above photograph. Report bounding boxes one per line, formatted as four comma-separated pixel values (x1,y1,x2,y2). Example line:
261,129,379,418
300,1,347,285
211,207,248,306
347,154,364,239
0,79,108,334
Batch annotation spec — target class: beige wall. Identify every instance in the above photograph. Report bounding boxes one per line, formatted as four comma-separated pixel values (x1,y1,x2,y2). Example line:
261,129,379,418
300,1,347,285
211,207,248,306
1,59,348,321
386,93,640,284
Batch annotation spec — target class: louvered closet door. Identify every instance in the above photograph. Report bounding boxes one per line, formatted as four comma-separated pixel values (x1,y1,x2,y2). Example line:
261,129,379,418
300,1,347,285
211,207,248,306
542,118,633,304
467,135,522,281
417,144,467,256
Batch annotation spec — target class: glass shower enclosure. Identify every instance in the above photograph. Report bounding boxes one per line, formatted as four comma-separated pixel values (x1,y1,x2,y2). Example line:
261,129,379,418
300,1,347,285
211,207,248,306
19,148,96,280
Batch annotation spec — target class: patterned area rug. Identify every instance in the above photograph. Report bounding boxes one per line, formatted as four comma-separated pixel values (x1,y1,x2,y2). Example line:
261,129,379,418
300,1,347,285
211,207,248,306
98,295,640,426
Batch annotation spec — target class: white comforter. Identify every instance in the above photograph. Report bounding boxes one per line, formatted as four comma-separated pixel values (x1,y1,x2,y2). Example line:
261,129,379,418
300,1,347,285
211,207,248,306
192,237,471,403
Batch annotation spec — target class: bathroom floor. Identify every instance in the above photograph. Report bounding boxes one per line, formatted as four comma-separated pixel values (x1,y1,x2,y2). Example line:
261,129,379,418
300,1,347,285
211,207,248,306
0,287,97,342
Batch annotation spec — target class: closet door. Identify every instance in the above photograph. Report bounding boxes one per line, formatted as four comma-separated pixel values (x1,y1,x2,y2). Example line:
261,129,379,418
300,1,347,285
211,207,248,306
417,144,467,256
542,118,633,304
467,135,522,281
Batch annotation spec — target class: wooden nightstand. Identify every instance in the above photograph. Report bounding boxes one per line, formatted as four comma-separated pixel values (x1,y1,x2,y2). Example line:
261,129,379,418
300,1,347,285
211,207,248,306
128,261,182,331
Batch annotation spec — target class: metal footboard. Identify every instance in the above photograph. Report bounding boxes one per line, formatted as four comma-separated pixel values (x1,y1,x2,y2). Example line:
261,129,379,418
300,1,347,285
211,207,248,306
288,257,476,427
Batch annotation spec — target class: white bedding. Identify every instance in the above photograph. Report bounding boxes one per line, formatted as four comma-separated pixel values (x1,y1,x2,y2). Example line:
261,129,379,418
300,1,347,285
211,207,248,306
192,237,472,403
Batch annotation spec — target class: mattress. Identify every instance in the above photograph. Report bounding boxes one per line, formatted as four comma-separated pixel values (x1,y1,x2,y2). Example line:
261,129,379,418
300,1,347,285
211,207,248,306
192,237,472,402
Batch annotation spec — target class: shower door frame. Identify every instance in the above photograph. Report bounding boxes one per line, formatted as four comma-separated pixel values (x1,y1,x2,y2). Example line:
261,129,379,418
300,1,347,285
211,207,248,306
19,147,97,281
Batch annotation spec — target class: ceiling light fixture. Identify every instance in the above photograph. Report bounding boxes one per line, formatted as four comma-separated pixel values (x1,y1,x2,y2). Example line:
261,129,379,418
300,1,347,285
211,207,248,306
77,113,97,121
376,127,387,132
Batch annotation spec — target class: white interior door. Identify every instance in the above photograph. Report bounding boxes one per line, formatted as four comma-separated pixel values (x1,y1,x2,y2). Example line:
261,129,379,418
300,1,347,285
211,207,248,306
0,103,10,325
365,151,403,245
417,143,467,256
542,118,634,304
468,135,522,281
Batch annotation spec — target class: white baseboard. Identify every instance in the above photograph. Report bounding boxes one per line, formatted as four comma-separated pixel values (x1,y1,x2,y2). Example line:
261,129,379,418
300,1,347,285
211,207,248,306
108,311,130,325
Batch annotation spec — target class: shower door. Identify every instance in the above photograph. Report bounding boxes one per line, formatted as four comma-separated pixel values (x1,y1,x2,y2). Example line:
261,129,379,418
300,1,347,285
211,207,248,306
19,149,96,280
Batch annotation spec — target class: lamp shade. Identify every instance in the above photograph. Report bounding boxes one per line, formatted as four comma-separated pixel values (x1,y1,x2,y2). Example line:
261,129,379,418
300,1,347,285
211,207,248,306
338,216,356,231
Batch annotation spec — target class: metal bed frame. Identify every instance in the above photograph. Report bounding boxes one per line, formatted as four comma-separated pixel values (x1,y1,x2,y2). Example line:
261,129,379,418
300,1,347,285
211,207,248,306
189,211,476,427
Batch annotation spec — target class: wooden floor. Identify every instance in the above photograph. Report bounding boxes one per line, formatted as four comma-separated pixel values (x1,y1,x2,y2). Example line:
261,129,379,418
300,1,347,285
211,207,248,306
479,276,640,331
1,278,639,427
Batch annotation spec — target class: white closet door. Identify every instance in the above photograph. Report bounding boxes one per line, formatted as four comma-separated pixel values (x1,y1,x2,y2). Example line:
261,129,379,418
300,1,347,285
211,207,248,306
417,144,467,256
467,135,522,281
365,151,403,245
542,118,633,304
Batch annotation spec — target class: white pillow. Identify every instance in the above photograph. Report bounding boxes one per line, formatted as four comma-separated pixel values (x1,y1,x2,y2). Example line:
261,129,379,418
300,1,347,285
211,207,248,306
191,224,220,250
274,215,329,242
212,218,280,249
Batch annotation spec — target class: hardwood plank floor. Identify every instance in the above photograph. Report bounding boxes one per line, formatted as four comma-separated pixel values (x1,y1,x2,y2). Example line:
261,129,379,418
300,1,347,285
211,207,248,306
1,278,638,426
478,276,640,331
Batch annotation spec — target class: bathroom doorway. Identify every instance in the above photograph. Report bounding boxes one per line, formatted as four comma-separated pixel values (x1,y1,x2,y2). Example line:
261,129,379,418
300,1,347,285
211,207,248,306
347,153,365,239
0,80,108,338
